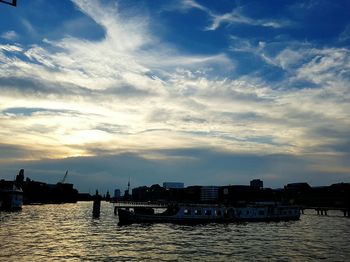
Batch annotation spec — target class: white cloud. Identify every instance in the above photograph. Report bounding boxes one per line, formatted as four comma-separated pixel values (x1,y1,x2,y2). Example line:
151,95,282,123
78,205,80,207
232,38,350,88
295,48,350,84
229,37,278,67
0,44,22,52
1,30,18,40
274,48,305,70
0,0,235,159
264,45,350,86
177,0,210,13
206,10,285,31
175,0,287,31
339,24,350,42
0,0,349,169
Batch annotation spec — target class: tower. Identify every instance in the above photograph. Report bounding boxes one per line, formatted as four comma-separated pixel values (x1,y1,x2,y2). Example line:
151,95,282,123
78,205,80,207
127,177,130,195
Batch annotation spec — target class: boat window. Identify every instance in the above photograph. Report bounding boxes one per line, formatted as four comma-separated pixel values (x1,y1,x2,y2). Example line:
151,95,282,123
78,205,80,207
259,210,265,216
184,209,191,215
217,210,222,216
246,210,249,215
194,209,202,215
205,210,212,215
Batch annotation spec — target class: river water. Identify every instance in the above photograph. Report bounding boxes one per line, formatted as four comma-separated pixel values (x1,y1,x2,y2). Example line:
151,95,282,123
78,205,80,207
1,202,349,261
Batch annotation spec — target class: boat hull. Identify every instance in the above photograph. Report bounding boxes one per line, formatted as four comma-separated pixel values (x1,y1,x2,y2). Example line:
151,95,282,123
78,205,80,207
0,189,23,211
118,208,233,225
117,205,300,225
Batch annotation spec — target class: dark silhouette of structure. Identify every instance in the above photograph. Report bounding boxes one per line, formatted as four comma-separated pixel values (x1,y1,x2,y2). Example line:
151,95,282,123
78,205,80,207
129,181,350,213
0,0,16,7
0,169,79,204
92,190,102,218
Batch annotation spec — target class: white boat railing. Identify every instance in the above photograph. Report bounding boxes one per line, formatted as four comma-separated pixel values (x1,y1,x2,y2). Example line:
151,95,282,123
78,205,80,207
113,201,168,208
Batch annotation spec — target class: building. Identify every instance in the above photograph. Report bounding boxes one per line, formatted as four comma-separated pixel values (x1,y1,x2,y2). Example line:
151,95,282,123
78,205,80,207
114,189,121,199
250,179,263,189
201,186,219,202
163,182,184,189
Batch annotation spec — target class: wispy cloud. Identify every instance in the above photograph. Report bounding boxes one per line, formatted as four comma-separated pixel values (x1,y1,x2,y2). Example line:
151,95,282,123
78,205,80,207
229,36,350,87
339,24,350,42
1,30,18,40
295,48,350,85
206,10,285,31
0,0,235,160
289,0,321,11
0,43,22,52
165,0,210,14
176,0,288,31
21,18,36,36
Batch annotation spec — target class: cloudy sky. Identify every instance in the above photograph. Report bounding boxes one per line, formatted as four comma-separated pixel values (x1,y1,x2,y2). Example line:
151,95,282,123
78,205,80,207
1,0,350,193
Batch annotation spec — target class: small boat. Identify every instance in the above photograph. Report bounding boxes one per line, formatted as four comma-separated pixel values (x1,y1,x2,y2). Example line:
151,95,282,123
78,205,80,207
0,185,23,211
117,203,300,225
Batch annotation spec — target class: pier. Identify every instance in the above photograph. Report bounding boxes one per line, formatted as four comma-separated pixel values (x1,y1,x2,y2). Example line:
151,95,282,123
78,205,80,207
300,207,350,217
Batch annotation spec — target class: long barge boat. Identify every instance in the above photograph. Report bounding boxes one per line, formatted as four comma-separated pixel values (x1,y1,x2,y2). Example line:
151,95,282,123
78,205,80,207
117,203,300,225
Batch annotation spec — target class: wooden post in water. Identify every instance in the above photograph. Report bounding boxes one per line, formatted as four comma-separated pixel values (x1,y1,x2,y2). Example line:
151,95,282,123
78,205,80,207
92,190,101,218
346,209,350,217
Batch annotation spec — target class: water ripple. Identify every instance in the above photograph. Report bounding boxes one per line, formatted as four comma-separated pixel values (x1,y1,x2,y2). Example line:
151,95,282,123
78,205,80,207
1,203,349,261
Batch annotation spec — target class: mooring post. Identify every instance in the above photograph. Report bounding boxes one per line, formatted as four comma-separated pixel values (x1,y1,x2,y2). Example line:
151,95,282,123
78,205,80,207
92,190,101,218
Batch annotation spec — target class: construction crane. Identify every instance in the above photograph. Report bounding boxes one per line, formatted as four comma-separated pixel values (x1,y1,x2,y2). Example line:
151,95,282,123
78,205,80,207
0,0,17,7
60,170,68,184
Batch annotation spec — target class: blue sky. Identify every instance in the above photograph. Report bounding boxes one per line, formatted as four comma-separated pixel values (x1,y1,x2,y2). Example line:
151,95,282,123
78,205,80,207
1,0,350,193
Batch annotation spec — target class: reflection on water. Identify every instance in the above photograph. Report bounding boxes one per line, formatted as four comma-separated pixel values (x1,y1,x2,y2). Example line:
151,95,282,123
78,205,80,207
1,202,350,261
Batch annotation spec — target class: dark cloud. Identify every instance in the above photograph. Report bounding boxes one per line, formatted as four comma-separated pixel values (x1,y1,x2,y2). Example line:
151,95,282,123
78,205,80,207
314,141,350,155
0,75,158,103
328,142,350,154
94,123,129,134
2,107,80,117
221,111,265,122
103,84,156,98
181,116,207,124
0,76,92,97
1,148,348,193
312,127,349,139
0,143,45,160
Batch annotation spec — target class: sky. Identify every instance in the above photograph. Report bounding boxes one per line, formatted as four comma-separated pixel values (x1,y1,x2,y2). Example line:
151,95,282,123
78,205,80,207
1,0,350,193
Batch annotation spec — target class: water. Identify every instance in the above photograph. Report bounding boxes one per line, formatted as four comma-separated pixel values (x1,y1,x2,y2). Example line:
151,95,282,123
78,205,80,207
1,202,349,261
